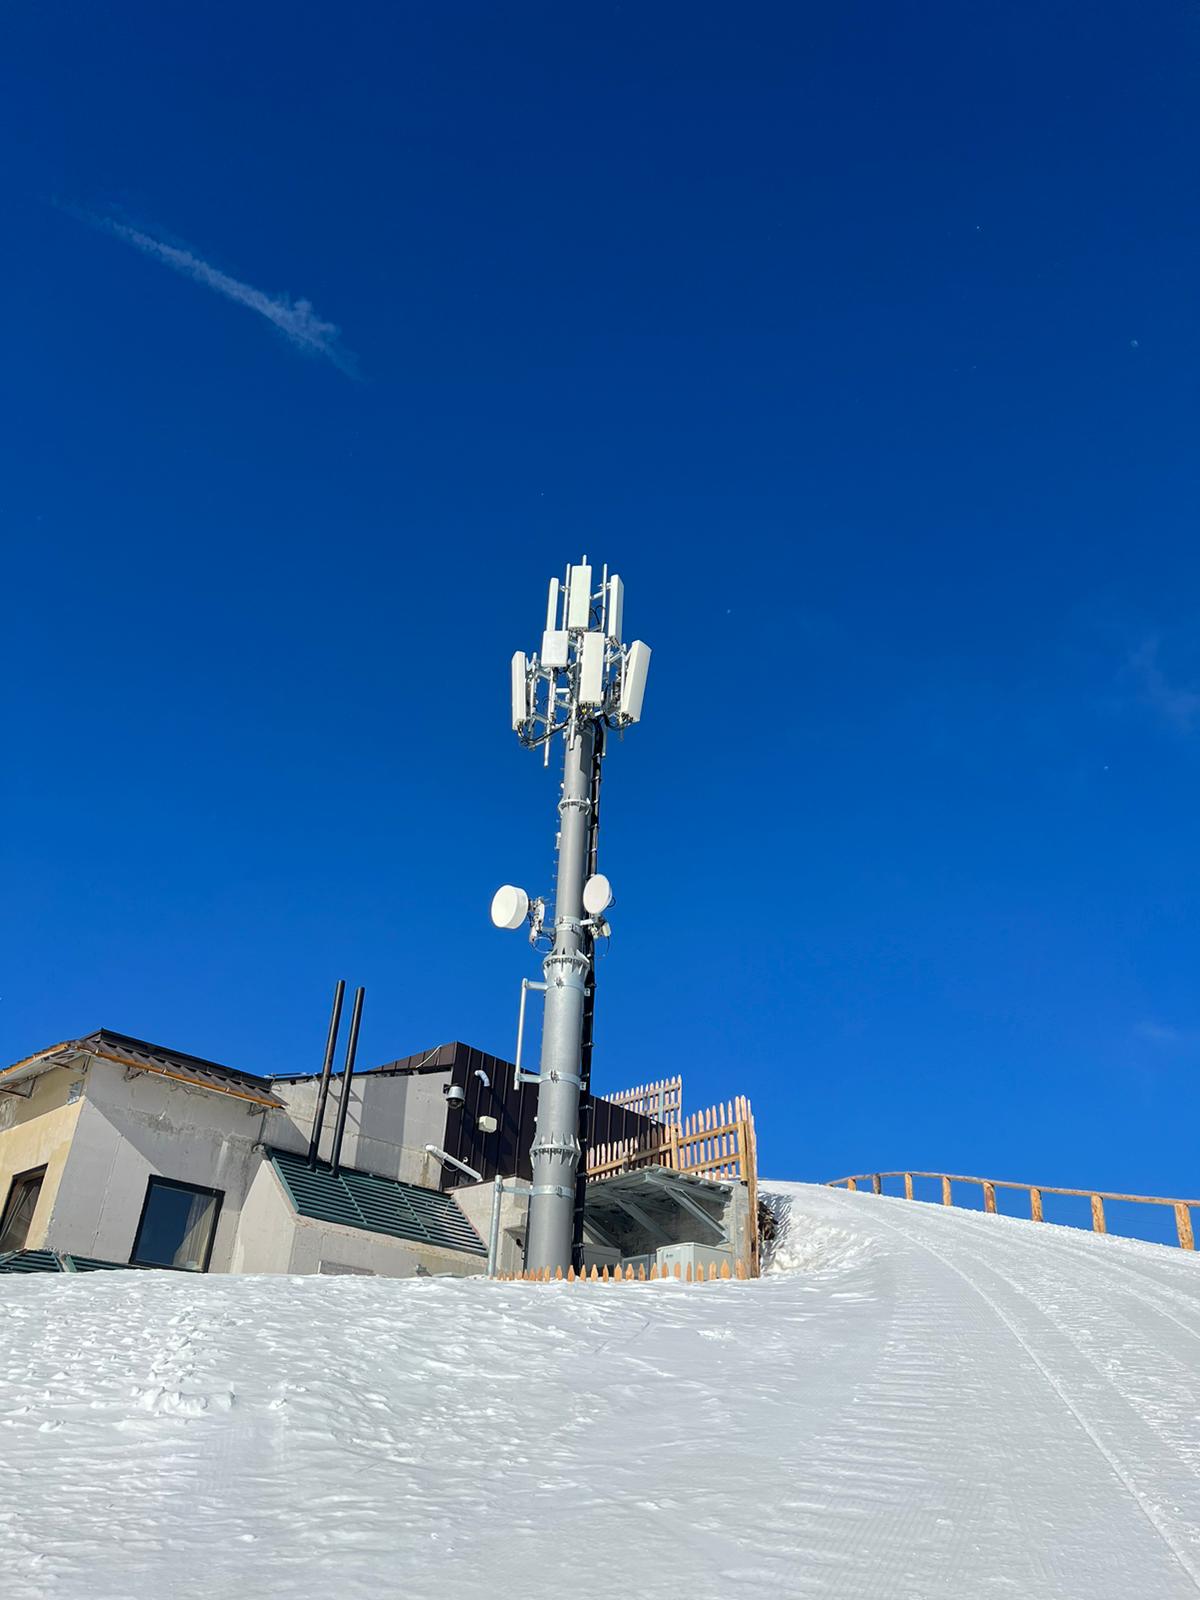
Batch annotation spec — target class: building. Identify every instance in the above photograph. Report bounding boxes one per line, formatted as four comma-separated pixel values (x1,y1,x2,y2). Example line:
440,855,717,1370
0,1029,759,1279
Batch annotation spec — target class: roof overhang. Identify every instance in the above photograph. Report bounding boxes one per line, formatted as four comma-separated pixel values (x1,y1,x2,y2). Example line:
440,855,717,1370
585,1164,734,1250
0,1041,285,1110
0,1043,83,1096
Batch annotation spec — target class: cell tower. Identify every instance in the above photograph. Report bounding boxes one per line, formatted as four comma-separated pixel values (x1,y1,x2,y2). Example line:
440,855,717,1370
490,559,651,1275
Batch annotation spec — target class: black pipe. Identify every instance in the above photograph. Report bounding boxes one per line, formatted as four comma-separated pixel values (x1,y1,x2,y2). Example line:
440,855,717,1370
329,986,365,1179
307,980,346,1169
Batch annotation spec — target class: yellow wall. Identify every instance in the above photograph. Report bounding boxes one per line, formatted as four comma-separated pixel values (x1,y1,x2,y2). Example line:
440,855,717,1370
0,1069,85,1250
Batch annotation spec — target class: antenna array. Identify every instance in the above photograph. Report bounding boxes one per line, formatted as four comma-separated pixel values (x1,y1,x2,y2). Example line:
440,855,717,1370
509,560,651,761
491,558,652,1276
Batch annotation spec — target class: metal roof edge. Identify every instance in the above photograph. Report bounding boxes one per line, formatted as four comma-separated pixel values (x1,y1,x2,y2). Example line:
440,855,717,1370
0,1040,79,1078
2,1032,285,1110
269,1040,467,1084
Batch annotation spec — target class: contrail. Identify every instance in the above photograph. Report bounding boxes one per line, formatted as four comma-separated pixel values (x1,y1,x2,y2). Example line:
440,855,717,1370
84,212,356,374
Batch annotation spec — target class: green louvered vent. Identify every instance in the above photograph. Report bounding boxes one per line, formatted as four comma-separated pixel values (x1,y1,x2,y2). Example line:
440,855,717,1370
0,1250,64,1273
271,1149,486,1257
0,1251,138,1275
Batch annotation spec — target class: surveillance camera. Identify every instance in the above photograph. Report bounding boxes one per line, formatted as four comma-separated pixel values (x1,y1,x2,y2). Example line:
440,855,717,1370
444,1083,466,1111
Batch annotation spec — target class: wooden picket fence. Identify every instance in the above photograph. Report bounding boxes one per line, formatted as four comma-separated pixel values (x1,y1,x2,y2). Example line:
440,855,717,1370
588,1096,759,1275
605,1075,683,1124
829,1170,1199,1251
497,1259,750,1283
588,1095,757,1187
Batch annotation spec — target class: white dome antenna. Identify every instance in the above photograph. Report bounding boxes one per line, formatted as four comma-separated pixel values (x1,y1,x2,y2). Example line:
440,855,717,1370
489,884,530,931
582,874,613,915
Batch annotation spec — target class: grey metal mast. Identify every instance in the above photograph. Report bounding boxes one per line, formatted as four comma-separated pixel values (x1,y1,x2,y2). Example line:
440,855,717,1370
523,718,595,1270
491,560,652,1276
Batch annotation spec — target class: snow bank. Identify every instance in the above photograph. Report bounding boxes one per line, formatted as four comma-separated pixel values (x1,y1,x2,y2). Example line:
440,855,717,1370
2,1182,1199,1598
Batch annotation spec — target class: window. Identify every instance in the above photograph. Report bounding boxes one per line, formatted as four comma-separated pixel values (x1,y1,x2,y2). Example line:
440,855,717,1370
131,1178,223,1272
0,1168,46,1254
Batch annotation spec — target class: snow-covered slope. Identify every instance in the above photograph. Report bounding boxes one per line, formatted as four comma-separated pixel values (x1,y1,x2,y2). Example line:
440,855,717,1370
3,1183,1200,1599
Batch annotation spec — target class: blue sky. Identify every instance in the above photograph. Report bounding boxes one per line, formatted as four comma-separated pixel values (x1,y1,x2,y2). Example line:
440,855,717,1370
3,2,1199,1229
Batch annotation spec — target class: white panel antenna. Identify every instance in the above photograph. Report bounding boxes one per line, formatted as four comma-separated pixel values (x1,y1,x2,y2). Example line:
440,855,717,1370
619,640,651,722
607,574,624,643
579,631,605,705
545,578,560,630
510,652,528,730
566,564,592,629
541,629,569,669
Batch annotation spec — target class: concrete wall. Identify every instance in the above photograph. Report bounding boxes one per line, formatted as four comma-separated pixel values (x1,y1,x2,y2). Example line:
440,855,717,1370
0,1067,87,1250
264,1071,453,1189
47,1060,266,1269
453,1178,529,1276
225,1160,295,1274
725,1184,754,1273
0,1058,506,1278
231,1160,485,1278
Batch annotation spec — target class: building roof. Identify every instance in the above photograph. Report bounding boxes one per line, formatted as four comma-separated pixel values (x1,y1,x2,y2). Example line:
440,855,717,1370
270,1149,487,1256
269,1040,462,1084
585,1164,735,1248
0,1030,286,1110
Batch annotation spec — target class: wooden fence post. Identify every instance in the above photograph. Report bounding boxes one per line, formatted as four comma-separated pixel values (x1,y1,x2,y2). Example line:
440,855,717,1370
818,1174,1198,1250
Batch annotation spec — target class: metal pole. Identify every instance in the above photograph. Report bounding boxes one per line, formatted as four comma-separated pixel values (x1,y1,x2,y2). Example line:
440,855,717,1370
329,986,365,1179
571,727,604,1268
307,979,345,1168
487,1174,504,1276
524,720,595,1274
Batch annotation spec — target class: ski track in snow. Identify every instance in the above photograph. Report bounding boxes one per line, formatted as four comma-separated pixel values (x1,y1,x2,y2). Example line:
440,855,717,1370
2,1184,1199,1598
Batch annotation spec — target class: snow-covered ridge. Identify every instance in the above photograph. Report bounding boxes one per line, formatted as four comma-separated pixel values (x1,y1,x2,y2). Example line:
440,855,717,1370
2,1182,1198,1599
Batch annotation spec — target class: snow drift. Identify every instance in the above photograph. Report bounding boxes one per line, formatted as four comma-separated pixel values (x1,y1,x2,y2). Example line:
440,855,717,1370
2,1182,1199,1598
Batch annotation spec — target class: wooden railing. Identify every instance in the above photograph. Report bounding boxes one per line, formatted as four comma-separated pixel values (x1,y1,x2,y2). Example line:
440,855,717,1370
589,1097,756,1185
605,1075,683,1124
828,1170,1198,1251
588,1097,759,1274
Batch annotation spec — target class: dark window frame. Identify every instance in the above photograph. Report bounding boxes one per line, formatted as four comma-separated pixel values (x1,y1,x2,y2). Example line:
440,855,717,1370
129,1175,224,1273
0,1165,48,1255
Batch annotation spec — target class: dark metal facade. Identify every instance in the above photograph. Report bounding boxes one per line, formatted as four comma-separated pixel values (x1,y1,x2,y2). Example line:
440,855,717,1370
433,1042,660,1190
